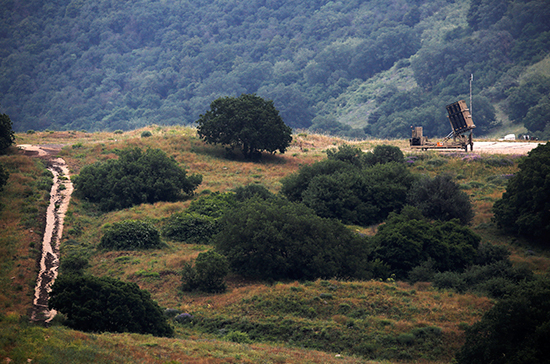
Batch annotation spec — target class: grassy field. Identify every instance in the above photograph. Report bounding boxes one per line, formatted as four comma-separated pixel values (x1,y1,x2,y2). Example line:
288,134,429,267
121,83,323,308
1,126,548,363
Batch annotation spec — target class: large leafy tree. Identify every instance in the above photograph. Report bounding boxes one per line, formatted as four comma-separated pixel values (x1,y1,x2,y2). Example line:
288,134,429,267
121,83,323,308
0,113,15,153
214,198,371,281
73,147,202,211
455,276,550,364
492,142,550,240
49,275,174,337
196,94,292,159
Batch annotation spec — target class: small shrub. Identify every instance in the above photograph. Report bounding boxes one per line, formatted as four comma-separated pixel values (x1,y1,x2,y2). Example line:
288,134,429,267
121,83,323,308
141,130,152,138
396,333,416,345
99,220,162,250
411,326,442,338
408,260,436,283
225,330,252,343
60,254,89,275
114,130,123,134
181,250,229,293
187,192,237,218
162,212,218,244
475,243,510,265
432,271,467,293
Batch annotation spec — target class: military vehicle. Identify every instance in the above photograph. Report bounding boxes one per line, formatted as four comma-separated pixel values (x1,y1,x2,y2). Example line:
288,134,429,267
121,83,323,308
410,100,475,151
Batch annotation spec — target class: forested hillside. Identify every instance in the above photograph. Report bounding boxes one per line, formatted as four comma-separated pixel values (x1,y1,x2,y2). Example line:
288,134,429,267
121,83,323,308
1,0,549,138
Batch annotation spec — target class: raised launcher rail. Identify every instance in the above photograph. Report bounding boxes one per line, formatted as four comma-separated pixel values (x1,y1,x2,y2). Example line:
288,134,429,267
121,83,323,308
410,100,476,152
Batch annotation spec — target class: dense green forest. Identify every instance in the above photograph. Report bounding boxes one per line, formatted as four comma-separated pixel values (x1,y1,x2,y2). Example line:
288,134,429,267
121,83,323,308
1,0,550,138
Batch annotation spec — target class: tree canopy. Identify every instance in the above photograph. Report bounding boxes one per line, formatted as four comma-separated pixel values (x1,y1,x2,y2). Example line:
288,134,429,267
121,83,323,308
456,276,550,364
73,147,202,211
0,114,15,153
214,198,372,281
2,0,548,136
492,142,550,240
281,145,414,226
371,207,480,279
196,94,292,159
407,174,474,225
49,275,174,337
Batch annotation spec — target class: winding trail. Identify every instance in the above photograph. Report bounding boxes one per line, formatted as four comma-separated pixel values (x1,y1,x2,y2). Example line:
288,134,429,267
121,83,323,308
19,145,74,323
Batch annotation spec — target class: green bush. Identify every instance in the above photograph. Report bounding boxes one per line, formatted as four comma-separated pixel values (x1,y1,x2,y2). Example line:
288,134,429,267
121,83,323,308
162,212,218,244
281,159,415,226
214,198,372,281
0,163,9,192
186,192,237,218
407,174,474,225
73,147,202,211
60,253,89,275
493,142,550,240
225,330,252,343
141,130,152,138
432,259,534,298
49,274,173,337
325,144,365,166
99,219,162,250
0,113,15,153
181,250,229,293
456,276,550,364
363,144,405,166
233,184,276,201
371,206,480,279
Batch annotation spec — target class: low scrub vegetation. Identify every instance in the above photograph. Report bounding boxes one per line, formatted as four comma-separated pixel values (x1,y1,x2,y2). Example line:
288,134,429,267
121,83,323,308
99,219,162,250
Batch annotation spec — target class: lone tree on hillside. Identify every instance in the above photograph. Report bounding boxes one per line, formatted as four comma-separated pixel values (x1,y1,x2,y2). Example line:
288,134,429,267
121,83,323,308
492,142,550,240
196,94,292,159
0,113,15,153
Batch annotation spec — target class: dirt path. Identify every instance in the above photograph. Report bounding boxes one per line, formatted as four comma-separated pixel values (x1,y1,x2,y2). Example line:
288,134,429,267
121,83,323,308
19,144,73,322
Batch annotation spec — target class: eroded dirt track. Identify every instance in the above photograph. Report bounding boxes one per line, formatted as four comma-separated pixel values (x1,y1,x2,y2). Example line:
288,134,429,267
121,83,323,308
19,144,73,322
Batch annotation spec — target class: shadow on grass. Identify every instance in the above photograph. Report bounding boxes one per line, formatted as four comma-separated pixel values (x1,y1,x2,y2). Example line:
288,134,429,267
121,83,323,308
190,143,289,165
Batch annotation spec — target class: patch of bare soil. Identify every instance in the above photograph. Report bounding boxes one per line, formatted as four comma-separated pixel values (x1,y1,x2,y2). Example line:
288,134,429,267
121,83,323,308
472,141,543,155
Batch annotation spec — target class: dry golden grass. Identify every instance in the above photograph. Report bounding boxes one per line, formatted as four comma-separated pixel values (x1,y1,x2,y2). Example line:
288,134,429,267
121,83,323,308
0,153,48,316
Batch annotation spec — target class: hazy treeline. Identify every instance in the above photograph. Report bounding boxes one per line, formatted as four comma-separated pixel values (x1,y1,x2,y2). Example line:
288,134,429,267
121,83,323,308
1,0,549,137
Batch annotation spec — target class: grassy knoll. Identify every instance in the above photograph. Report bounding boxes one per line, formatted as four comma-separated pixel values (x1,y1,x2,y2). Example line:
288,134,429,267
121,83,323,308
2,126,549,363
0,149,51,316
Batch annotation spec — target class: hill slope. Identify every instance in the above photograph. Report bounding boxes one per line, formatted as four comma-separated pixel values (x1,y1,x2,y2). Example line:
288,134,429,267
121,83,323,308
2,128,549,363
1,0,549,139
